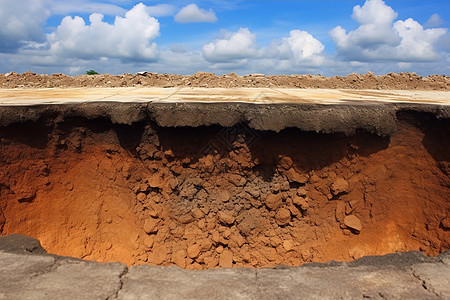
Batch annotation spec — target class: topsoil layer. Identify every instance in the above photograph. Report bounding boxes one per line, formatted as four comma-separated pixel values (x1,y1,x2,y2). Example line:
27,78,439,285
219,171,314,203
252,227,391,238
0,103,449,269
1,71,450,90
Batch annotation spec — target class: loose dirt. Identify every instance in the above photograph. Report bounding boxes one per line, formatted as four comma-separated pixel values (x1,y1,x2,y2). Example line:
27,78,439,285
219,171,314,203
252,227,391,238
0,110,448,269
1,71,449,90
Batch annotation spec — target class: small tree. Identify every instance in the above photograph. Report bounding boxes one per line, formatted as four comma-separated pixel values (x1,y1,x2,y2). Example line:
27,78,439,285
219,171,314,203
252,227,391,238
86,70,99,75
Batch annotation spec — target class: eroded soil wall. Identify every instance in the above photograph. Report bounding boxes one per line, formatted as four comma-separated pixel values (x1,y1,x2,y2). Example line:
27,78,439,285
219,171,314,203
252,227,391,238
0,111,449,269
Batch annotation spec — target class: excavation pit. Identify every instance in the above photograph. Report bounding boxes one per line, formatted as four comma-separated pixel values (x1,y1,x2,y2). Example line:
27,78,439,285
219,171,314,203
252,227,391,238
0,89,449,270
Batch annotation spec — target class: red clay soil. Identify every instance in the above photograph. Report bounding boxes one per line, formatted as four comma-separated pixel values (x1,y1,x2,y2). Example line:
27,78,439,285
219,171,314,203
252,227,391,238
0,114,449,269
1,71,449,90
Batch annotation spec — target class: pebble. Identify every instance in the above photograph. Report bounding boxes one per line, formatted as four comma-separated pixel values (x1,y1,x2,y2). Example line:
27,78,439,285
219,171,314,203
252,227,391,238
265,193,283,210
144,218,159,234
275,208,291,226
284,168,308,184
292,196,308,210
218,211,235,225
331,177,349,195
187,244,201,259
344,215,362,232
279,156,293,170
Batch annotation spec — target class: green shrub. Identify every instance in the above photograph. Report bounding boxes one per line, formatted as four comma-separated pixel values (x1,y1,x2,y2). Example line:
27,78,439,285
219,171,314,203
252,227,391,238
86,70,99,75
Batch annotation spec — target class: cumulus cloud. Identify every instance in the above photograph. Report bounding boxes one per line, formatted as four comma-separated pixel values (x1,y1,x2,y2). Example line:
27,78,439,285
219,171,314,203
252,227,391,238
425,14,445,28
0,0,51,52
48,3,160,62
203,28,258,62
175,4,217,23
330,0,447,62
269,30,325,66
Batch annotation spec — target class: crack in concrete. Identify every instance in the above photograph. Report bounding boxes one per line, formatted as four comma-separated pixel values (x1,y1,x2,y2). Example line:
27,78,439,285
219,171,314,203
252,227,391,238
410,267,441,298
106,265,129,300
28,256,65,279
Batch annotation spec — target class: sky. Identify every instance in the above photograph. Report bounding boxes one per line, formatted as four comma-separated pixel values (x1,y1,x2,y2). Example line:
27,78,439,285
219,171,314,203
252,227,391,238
0,0,449,76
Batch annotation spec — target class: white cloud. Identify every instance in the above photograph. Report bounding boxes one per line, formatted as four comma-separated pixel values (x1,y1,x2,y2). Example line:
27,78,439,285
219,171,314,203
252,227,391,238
50,0,126,16
425,14,445,28
48,3,160,62
202,28,258,62
269,30,325,66
146,4,177,17
394,18,447,61
175,4,217,23
330,0,447,62
0,0,51,52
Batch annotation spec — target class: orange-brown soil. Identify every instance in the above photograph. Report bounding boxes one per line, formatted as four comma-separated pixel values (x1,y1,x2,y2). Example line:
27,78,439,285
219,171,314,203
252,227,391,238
1,71,449,90
0,113,449,269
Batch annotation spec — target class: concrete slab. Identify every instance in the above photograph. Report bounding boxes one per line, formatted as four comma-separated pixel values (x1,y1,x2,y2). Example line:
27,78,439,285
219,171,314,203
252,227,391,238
0,87,449,106
0,251,126,300
0,249,448,300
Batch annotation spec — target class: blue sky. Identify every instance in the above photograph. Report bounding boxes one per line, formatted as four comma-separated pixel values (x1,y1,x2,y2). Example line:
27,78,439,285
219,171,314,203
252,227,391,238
1,0,449,76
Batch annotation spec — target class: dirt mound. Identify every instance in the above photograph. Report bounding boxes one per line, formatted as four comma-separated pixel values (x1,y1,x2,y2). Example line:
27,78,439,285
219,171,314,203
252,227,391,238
0,109,449,269
1,71,449,90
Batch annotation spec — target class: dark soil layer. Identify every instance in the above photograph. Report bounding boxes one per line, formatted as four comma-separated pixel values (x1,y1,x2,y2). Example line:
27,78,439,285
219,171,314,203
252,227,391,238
0,111,449,269
1,71,449,90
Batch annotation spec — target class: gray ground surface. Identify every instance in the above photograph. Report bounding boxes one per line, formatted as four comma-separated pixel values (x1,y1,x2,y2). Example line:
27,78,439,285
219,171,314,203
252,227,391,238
0,234,449,300
0,101,449,136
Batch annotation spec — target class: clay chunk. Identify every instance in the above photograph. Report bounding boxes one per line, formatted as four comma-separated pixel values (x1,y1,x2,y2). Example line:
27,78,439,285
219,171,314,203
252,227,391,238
265,193,283,210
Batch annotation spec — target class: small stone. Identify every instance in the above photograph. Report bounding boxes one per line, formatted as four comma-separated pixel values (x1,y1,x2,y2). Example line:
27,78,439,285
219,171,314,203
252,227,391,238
275,208,291,226
144,218,159,234
187,244,201,259
136,193,146,202
219,250,233,268
283,168,308,184
292,196,308,210
279,156,293,170
344,215,362,232
217,190,231,202
265,193,283,210
331,177,349,195
216,245,224,254
218,211,235,225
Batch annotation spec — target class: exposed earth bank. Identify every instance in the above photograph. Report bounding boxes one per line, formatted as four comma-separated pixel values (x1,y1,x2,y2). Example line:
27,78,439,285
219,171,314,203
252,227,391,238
0,102,449,269
1,71,450,90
